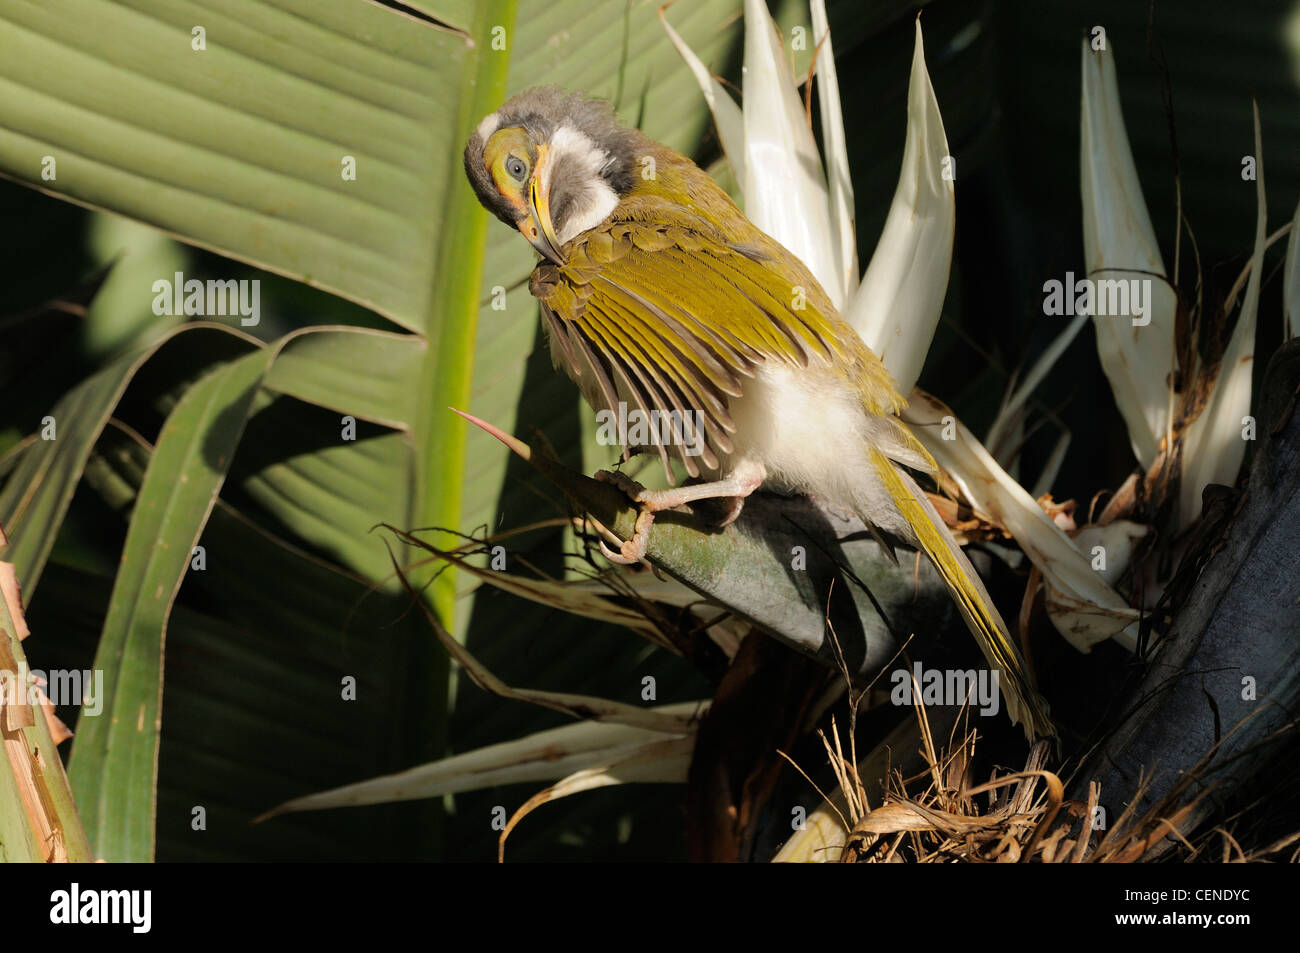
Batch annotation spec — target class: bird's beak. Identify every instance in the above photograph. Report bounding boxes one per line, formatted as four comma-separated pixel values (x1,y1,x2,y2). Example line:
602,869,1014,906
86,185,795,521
520,145,562,263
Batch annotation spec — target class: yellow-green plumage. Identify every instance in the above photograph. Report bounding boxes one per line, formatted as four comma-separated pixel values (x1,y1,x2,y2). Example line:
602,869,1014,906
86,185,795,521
868,446,1049,736
466,89,1052,739
532,145,917,476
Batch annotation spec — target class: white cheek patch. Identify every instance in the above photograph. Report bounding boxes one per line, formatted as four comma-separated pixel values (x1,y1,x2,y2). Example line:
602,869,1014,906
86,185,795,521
548,124,621,245
555,181,619,245
475,112,501,143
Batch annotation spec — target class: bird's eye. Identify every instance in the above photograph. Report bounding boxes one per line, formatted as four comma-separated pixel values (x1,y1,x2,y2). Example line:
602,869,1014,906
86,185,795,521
505,155,528,182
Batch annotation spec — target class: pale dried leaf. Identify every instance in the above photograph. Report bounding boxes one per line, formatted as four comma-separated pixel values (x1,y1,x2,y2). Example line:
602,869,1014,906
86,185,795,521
848,18,954,394
811,0,858,303
740,0,838,306
905,390,1138,652
1178,104,1267,527
660,6,747,191
260,703,702,818
1080,37,1178,469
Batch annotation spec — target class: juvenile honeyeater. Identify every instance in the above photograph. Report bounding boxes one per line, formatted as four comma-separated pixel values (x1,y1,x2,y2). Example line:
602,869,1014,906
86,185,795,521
464,88,1052,739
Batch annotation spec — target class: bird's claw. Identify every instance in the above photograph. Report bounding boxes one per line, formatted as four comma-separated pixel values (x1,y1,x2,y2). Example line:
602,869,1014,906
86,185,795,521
716,495,746,528
596,508,656,565
594,470,655,564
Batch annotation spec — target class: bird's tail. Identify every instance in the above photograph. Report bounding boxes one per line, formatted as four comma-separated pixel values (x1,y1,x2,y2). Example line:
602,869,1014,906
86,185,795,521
867,446,1054,740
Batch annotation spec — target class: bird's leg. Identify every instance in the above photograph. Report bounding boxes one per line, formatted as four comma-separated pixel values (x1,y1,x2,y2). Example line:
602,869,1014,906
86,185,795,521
594,459,766,564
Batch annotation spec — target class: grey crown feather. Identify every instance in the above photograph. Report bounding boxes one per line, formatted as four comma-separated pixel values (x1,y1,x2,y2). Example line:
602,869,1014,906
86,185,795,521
464,87,640,235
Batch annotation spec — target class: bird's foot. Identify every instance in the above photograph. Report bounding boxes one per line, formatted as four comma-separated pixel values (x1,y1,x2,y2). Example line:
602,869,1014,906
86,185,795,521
593,463,764,565
597,507,657,565
594,469,655,565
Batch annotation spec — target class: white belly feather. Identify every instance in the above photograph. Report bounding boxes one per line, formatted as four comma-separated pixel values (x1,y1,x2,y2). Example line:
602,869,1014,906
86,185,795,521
714,364,911,538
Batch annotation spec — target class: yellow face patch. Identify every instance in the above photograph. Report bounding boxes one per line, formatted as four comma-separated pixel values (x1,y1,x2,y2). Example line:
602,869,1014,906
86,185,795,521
483,127,536,216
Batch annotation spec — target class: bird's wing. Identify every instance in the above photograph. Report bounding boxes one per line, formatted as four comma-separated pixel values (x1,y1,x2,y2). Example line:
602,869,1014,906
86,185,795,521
531,214,862,477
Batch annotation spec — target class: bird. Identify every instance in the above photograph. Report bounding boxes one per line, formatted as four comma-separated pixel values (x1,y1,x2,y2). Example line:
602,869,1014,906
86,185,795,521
464,87,1052,739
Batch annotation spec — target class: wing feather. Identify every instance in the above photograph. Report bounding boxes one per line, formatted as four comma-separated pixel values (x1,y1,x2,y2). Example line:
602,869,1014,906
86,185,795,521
580,301,697,472
532,207,854,479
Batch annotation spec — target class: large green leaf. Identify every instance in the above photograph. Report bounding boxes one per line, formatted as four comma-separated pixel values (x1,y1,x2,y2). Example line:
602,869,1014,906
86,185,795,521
0,323,253,594
245,325,426,580
68,346,271,860
0,0,514,853
262,327,424,430
235,404,413,584
0,0,469,330
0,0,514,631
61,417,439,859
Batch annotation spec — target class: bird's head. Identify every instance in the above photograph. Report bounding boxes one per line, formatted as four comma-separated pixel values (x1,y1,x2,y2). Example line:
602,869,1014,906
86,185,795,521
464,88,640,262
